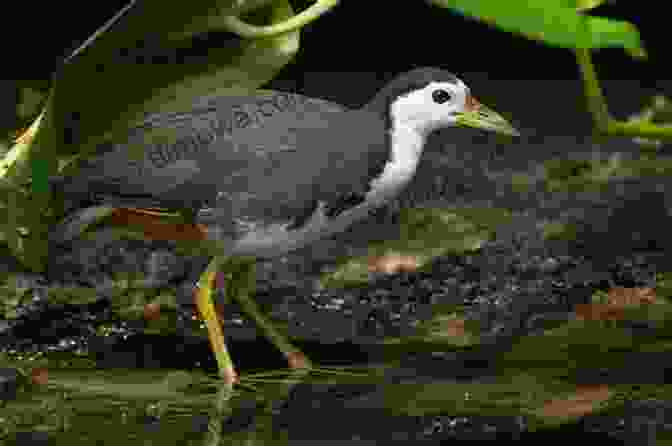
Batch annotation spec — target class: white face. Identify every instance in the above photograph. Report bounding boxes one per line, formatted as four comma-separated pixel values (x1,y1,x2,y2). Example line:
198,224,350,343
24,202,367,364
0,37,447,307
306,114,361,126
389,79,470,137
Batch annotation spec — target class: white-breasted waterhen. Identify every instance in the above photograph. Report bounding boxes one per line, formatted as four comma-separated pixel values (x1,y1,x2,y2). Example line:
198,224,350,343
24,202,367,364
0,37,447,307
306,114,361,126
48,67,518,385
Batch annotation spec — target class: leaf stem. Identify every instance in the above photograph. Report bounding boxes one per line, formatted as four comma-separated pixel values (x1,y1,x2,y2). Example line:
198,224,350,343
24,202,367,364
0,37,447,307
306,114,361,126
221,0,339,38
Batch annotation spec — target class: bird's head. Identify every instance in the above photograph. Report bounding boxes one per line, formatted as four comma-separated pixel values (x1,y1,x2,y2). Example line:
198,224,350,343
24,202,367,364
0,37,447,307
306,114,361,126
369,67,519,139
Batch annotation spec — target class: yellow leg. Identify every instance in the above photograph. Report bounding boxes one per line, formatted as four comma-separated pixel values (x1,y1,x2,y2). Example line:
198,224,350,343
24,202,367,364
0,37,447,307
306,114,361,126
194,256,238,385
225,257,312,370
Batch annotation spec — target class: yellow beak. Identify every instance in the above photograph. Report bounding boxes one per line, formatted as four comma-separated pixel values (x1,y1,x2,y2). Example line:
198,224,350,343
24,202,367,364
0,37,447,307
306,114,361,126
455,95,519,136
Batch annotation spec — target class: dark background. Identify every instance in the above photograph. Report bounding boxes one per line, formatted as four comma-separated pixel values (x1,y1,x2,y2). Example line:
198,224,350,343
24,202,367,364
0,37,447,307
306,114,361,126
0,1,656,82
0,1,658,147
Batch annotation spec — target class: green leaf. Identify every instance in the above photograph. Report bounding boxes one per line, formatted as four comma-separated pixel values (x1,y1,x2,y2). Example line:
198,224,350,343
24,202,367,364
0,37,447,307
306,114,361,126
574,0,611,11
426,0,645,58
30,158,51,196
67,0,297,155
2,0,300,272
4,188,20,261
16,87,46,120
4,0,298,186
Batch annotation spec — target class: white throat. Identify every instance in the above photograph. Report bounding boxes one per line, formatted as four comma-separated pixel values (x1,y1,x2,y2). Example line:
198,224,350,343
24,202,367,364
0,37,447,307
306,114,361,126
365,124,426,205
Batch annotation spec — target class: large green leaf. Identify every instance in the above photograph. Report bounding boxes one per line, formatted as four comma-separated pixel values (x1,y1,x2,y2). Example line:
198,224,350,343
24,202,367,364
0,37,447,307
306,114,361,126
37,0,298,164
574,0,612,11
2,0,300,271
426,0,645,59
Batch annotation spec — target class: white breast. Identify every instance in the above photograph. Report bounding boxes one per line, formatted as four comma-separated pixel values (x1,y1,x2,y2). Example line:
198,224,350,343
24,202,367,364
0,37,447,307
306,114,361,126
365,125,425,205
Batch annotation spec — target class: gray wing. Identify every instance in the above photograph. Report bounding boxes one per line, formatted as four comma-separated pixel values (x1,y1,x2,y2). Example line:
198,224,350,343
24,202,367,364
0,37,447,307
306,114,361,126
194,108,391,232
54,90,349,211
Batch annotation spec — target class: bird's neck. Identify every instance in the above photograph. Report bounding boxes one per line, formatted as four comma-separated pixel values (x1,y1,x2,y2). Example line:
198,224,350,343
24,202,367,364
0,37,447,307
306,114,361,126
366,124,425,203
389,123,427,163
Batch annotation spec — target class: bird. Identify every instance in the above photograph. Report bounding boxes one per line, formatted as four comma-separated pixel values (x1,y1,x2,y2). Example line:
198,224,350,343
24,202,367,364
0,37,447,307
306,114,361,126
47,67,519,386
